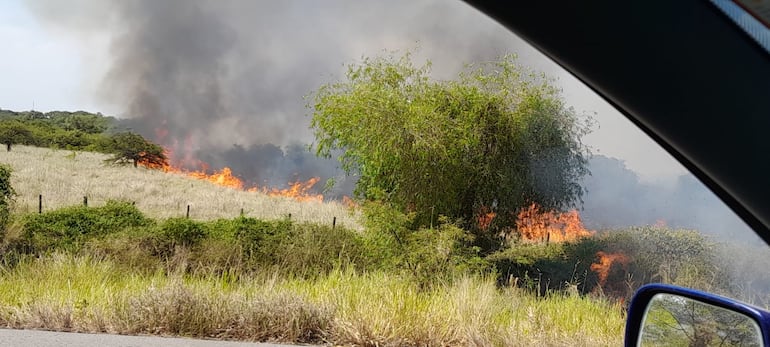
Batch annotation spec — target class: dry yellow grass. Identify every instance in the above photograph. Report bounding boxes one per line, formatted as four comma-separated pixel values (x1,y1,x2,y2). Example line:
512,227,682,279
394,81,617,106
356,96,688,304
0,145,360,229
0,254,625,346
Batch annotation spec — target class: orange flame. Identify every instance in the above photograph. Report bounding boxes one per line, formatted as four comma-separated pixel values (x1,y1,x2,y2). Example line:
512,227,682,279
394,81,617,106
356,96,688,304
138,145,323,202
256,177,324,203
188,167,244,190
515,203,595,242
590,251,631,287
477,206,496,230
341,196,359,209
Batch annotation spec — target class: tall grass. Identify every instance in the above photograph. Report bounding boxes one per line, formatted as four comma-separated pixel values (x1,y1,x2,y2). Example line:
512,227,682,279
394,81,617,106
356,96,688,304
1,145,360,229
0,146,628,345
0,254,624,346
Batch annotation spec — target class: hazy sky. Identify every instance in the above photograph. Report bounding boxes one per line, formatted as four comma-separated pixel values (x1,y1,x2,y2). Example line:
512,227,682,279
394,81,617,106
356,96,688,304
0,0,687,181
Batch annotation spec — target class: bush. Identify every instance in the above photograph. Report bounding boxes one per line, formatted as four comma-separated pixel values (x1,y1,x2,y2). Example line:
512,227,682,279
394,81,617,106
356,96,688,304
598,227,725,290
157,218,208,249
271,223,370,277
487,227,725,300
84,228,161,272
209,217,371,277
310,53,591,241
20,200,151,253
0,164,15,235
14,201,489,285
359,202,487,285
400,218,488,286
487,242,575,295
222,216,293,264
358,200,418,269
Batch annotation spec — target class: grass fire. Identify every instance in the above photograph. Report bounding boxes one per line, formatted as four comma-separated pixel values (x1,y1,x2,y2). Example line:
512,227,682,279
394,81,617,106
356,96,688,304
138,147,324,203
0,140,762,346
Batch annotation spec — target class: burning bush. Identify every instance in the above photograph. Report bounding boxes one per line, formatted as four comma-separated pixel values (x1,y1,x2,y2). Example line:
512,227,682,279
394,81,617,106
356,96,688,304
310,52,591,245
515,203,595,243
105,131,167,168
487,225,728,301
598,227,727,292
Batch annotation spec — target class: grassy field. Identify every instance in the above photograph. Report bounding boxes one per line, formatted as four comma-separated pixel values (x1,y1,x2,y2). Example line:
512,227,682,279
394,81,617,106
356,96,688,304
0,254,624,346
1,145,359,229
0,146,627,346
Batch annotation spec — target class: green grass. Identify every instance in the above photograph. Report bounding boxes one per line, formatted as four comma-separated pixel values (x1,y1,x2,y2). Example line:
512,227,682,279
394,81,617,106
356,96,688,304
0,254,624,346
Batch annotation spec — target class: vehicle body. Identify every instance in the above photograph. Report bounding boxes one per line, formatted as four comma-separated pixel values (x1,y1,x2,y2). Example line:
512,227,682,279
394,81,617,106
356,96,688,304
463,0,770,345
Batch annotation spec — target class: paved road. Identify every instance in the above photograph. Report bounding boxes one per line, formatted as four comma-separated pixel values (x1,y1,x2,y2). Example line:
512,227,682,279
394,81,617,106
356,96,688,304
0,329,313,347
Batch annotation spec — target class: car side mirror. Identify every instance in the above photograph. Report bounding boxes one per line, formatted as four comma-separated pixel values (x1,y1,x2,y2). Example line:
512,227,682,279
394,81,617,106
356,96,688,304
625,284,770,347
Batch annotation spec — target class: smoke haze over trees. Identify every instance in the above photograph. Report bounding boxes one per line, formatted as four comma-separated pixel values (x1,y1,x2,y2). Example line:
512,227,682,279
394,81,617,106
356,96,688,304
581,155,754,241
21,1,755,240
24,0,525,190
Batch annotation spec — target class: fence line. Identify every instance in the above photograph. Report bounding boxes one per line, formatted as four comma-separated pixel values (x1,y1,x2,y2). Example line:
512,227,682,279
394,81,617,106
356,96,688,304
30,194,341,228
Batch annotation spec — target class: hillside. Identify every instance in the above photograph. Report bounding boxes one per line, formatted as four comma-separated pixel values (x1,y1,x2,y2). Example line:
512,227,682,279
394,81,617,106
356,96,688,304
0,145,359,229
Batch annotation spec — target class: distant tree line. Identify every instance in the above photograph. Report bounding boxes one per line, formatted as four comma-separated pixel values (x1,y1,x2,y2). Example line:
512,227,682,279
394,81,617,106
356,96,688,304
0,109,166,168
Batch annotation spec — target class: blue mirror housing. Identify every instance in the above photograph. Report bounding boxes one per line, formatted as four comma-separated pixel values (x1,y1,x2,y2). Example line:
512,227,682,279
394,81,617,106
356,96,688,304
625,284,770,346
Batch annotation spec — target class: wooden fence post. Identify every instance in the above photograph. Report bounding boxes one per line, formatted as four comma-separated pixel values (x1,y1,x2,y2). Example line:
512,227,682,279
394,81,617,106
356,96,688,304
332,216,337,229
186,205,190,218
38,194,42,214
83,196,88,207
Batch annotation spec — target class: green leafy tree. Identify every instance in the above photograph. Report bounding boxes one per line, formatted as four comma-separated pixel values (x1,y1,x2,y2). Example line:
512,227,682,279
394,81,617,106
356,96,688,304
49,112,110,134
0,164,15,232
0,121,33,151
106,132,167,168
310,52,591,243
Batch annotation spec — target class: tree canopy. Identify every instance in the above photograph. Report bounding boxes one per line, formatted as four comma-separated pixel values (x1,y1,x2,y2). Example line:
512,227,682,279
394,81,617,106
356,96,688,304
105,132,168,168
0,164,14,231
0,121,33,151
0,110,120,151
310,52,591,235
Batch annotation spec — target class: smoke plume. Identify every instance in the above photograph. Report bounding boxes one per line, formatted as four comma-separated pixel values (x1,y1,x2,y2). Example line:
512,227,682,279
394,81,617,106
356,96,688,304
24,0,525,191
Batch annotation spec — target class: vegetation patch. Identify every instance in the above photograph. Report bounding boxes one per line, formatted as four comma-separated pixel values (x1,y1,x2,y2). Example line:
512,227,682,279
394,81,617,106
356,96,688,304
18,201,151,253
0,255,625,346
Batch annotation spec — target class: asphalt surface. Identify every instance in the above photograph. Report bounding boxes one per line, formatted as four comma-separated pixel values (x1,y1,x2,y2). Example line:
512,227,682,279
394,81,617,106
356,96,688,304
0,329,313,347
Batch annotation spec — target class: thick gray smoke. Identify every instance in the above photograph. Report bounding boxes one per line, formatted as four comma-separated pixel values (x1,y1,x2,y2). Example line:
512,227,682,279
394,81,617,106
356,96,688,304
24,0,525,192
580,155,756,242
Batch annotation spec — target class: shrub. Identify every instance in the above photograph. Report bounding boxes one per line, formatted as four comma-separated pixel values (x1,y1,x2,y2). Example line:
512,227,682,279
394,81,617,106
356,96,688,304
84,228,161,272
228,217,293,263
157,218,208,249
310,53,591,242
20,200,151,253
270,223,370,277
358,202,490,285
0,164,15,235
598,227,725,290
487,227,725,300
400,218,488,286
487,242,573,295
